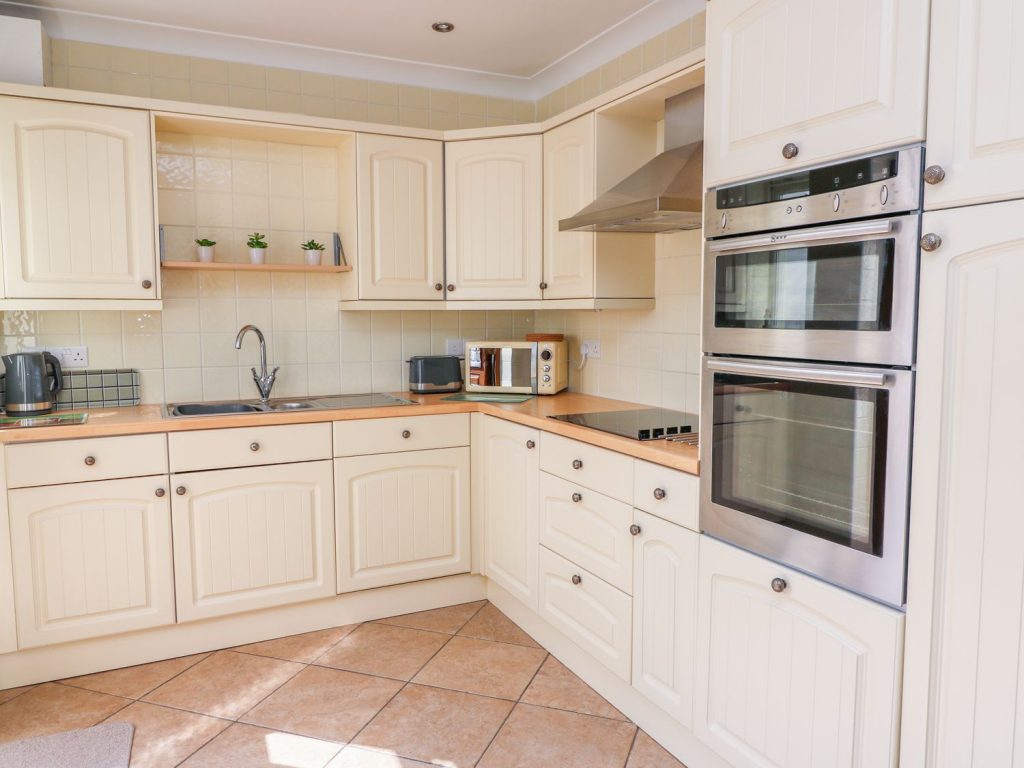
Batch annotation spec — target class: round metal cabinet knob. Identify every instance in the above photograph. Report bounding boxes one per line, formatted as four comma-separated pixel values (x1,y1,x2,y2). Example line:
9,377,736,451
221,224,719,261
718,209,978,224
402,430,412,439
923,165,946,185
526,439,535,449
446,284,455,292
539,282,548,290
571,574,582,585
572,459,583,470
175,486,187,496
155,488,166,498
782,142,799,159
771,577,788,593
653,488,666,501
434,283,443,291
250,442,260,452
141,279,152,289
629,524,642,536
571,492,583,503
84,456,96,466
920,233,943,252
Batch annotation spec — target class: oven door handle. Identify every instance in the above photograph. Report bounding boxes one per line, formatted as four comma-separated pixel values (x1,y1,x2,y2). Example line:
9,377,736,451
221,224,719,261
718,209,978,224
706,358,891,388
707,220,894,254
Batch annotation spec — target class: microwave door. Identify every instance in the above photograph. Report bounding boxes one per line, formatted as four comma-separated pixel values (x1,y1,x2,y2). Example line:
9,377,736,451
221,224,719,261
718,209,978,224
468,346,536,393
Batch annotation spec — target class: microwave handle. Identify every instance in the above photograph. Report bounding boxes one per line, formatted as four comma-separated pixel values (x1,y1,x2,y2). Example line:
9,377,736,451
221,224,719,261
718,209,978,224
707,220,893,254
706,358,890,388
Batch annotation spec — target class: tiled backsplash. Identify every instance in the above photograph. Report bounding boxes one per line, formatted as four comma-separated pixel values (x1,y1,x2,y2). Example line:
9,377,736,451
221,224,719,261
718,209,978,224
0,368,140,410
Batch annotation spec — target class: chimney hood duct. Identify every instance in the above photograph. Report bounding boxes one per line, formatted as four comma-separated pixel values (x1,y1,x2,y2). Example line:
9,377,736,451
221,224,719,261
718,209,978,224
559,86,704,234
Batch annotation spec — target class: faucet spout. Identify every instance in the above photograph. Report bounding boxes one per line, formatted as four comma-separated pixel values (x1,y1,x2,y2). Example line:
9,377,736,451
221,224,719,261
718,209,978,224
235,324,278,403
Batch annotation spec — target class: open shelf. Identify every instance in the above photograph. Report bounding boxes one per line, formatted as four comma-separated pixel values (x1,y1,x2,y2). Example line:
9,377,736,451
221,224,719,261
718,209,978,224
161,261,352,274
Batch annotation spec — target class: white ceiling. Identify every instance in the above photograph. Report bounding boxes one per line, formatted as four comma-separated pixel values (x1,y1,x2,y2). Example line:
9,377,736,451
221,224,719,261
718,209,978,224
0,0,704,98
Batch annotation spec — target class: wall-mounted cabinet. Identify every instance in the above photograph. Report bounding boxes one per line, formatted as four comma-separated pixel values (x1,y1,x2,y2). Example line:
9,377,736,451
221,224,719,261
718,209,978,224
0,97,160,308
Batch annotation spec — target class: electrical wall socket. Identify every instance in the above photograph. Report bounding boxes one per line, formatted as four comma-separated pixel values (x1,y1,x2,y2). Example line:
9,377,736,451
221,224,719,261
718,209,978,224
583,340,601,359
27,346,89,368
445,338,465,356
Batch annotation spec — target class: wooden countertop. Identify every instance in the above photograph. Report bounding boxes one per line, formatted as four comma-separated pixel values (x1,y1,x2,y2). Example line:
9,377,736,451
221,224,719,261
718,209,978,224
0,392,699,475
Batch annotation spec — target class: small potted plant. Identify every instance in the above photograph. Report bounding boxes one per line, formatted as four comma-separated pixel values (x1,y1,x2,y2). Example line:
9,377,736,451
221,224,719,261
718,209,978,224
246,232,268,265
300,239,326,266
195,238,216,263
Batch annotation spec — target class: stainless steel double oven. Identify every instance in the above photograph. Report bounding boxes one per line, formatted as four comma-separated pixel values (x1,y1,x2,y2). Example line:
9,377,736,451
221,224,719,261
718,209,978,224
701,145,923,607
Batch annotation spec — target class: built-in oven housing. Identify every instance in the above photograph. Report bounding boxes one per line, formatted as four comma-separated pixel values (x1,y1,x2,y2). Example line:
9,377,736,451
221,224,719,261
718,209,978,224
700,357,912,607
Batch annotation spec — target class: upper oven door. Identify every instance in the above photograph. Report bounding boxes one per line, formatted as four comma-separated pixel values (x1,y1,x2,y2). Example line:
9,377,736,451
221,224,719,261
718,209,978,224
703,215,920,366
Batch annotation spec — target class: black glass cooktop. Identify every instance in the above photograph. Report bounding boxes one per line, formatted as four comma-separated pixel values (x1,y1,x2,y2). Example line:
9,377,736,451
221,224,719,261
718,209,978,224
549,408,698,441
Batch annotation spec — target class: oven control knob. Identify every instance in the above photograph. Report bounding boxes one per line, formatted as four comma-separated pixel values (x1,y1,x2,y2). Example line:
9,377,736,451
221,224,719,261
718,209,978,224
540,349,552,361
785,206,792,214
542,375,551,383
832,193,841,212
920,233,943,252
879,184,889,205
720,212,728,230
543,365,551,372
771,577,788,593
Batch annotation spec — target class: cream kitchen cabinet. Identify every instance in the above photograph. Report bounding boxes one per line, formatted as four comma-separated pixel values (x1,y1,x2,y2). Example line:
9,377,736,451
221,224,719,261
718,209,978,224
695,537,903,768
445,135,543,300
632,510,698,728
703,0,930,187
355,134,445,300
170,460,336,622
0,96,158,301
0,471,14,655
923,0,1024,209
901,200,1024,766
335,446,470,592
476,415,540,608
8,476,174,648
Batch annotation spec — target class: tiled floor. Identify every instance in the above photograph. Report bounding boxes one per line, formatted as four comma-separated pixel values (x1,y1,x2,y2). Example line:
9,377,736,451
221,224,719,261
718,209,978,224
0,601,686,767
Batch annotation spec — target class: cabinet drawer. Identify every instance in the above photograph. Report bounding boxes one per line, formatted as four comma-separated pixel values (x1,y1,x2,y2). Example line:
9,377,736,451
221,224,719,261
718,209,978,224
7,434,167,488
538,545,632,681
169,423,332,472
540,432,632,503
334,414,469,457
539,472,633,594
633,460,699,531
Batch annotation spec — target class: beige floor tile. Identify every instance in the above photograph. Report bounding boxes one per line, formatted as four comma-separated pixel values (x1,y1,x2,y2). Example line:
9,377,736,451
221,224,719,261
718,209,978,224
143,651,303,719
457,603,541,648
478,703,637,768
520,656,628,720
233,625,359,663
413,635,546,700
315,623,449,681
0,685,35,705
375,600,486,634
0,683,129,744
626,730,688,768
61,653,210,699
353,683,513,766
105,701,229,768
242,665,402,742
181,723,342,767
327,745,434,767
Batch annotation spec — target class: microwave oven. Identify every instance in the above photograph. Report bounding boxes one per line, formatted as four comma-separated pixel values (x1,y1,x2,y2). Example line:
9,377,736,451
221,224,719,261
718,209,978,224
465,340,568,395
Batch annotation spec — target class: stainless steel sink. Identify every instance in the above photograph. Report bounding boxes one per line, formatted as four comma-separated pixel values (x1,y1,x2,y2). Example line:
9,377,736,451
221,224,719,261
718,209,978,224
166,393,413,418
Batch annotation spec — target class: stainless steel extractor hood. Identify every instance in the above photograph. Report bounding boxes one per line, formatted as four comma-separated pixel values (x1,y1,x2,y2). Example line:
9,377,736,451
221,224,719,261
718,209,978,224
559,86,704,233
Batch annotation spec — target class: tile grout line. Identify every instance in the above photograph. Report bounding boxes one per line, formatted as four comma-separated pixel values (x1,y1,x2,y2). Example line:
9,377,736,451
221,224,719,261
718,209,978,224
63,650,213,703
471,650,549,768
622,725,641,768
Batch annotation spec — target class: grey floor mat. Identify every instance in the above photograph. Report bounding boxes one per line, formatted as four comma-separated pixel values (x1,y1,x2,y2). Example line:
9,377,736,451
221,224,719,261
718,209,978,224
0,723,133,768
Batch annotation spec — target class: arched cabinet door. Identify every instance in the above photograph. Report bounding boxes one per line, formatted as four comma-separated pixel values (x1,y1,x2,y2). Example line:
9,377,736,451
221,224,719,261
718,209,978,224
0,96,157,299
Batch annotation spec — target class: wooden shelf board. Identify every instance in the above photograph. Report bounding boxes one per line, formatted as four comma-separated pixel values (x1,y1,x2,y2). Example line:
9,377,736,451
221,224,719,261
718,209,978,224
161,261,352,274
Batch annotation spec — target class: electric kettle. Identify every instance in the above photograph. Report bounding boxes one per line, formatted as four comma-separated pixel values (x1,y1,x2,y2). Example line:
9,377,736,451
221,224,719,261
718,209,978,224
2,352,63,414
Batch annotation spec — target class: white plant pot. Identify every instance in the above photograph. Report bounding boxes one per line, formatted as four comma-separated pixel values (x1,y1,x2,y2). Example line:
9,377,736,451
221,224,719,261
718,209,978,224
197,245,215,263
304,249,324,266
249,247,267,265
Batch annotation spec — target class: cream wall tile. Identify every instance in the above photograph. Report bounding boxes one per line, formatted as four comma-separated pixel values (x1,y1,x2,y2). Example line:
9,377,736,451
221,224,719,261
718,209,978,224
336,99,369,122
229,62,266,89
230,86,268,110
267,90,303,113
67,41,110,69
68,68,112,92
267,67,301,93
368,81,399,105
190,81,230,106
335,76,368,102
51,39,68,66
163,334,202,368
642,35,666,71
459,93,486,116
458,114,486,129
430,89,460,113
692,11,706,45
620,44,643,81
123,333,164,369
301,71,334,97
110,47,150,74
301,95,335,118
190,57,229,84
165,368,202,401
399,85,430,109
50,66,68,88
399,108,429,129
665,19,694,59
429,112,459,130
110,72,150,97
151,52,189,79
202,367,239,400
487,97,514,119
367,103,399,125
514,100,535,122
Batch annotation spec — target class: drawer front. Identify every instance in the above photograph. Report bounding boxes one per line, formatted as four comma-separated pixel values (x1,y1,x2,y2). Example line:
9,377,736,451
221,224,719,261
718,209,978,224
169,423,332,472
539,471,633,594
334,414,470,457
633,460,699,531
538,545,632,681
540,432,633,502
7,434,167,488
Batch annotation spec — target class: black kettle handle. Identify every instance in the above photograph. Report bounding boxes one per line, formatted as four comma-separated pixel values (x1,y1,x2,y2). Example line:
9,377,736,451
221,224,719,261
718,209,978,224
42,352,63,394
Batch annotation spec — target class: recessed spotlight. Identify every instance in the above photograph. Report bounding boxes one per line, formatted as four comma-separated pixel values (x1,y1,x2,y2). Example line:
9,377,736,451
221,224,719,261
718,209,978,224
432,21,455,33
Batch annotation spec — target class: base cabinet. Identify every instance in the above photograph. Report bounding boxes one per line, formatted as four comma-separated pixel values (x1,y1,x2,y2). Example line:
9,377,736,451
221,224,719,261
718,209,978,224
170,461,336,622
695,538,903,768
9,476,174,648
632,510,698,728
335,447,470,592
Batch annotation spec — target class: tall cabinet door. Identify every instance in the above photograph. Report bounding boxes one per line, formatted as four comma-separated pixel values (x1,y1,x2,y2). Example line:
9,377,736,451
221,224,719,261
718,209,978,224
703,0,930,187
335,447,471,592
0,97,158,299
695,537,904,768
356,134,445,300
477,416,540,608
923,0,1024,209
543,114,595,299
632,510,698,728
901,200,1024,767
8,476,174,648
445,136,542,300
171,460,336,622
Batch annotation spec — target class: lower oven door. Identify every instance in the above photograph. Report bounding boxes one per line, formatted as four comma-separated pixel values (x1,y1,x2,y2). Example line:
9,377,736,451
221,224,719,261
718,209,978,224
700,356,912,607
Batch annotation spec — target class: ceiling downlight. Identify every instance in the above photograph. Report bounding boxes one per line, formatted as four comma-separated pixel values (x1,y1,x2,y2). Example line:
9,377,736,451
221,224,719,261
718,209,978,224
431,21,455,33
